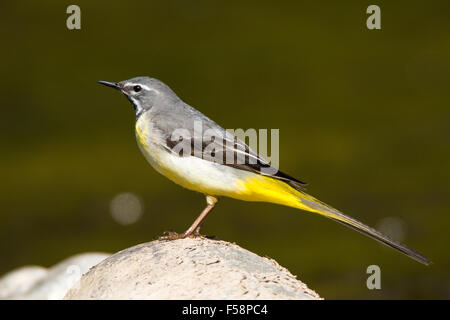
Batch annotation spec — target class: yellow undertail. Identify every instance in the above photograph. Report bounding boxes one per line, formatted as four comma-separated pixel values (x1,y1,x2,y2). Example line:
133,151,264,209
237,174,431,265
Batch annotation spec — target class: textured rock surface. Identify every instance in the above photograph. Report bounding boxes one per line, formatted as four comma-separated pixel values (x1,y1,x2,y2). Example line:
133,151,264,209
0,253,109,299
65,238,321,300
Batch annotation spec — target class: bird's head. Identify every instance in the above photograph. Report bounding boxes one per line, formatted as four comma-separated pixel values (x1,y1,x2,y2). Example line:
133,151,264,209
98,76,178,117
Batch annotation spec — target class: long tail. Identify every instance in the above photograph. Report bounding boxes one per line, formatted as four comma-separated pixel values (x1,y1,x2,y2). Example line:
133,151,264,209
240,174,431,265
296,191,431,265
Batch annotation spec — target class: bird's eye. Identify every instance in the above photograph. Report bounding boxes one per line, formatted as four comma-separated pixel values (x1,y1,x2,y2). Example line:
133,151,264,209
133,85,142,92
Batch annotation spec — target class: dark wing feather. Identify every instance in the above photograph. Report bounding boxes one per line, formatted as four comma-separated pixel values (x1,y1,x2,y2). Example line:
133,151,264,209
164,125,307,190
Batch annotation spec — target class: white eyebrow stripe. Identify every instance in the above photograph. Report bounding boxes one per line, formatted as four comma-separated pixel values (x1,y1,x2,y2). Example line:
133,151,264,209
125,83,157,93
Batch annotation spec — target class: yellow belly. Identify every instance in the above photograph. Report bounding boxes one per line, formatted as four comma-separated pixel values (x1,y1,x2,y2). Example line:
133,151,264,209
135,114,304,209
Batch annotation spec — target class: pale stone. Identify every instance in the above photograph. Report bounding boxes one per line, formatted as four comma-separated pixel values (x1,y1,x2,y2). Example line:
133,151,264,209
0,253,109,300
65,238,321,300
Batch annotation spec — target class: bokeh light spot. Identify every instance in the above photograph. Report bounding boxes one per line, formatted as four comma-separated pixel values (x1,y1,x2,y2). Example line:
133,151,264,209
110,192,143,225
376,217,407,243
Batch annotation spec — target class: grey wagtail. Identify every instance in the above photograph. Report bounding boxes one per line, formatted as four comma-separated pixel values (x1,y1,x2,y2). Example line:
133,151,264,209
98,76,430,265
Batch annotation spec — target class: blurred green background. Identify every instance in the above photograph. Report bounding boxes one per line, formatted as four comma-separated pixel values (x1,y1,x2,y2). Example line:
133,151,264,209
1,0,449,299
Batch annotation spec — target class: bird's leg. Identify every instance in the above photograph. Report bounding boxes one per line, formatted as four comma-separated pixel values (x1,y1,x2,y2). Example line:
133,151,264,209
183,195,218,237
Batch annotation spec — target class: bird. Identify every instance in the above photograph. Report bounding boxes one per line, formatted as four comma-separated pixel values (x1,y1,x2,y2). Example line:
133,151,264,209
98,76,431,265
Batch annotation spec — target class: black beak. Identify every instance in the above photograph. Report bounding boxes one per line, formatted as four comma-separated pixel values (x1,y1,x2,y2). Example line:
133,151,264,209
98,80,121,90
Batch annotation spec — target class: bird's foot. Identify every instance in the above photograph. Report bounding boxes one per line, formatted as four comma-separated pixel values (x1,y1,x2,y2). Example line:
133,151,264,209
157,230,185,240
157,230,218,241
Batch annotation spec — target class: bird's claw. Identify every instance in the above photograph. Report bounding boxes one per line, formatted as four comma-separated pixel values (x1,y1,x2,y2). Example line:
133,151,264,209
157,231,185,240
156,230,217,241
